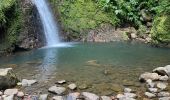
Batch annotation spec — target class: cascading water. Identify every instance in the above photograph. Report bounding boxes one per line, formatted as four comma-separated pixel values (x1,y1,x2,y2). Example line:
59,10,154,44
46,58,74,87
33,0,59,47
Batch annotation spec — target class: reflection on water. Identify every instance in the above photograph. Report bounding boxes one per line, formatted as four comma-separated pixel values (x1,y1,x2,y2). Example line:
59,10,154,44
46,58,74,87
38,47,58,80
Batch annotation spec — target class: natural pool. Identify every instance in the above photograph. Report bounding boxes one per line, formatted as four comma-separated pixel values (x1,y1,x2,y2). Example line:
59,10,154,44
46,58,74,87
0,42,170,96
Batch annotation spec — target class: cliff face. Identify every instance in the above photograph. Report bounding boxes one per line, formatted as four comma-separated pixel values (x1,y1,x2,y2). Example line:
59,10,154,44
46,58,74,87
0,0,45,56
17,0,45,49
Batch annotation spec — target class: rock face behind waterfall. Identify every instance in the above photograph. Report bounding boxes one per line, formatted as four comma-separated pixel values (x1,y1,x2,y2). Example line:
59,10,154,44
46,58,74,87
0,0,45,56
17,0,45,49
0,68,18,90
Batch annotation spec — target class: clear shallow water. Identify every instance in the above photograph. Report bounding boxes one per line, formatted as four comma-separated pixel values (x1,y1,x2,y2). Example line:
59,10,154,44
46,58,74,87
0,42,170,95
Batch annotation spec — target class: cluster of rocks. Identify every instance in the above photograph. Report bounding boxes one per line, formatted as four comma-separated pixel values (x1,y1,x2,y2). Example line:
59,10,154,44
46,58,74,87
139,65,170,99
85,23,152,44
1,64,170,100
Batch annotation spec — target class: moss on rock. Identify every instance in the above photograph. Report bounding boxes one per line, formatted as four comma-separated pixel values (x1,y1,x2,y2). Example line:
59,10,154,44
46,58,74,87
151,12,170,44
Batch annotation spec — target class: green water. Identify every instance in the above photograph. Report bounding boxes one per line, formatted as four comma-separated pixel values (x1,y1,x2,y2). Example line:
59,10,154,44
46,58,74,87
0,42,170,95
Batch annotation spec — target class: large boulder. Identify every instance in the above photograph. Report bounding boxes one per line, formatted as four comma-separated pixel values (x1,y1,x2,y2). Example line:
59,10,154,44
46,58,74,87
153,65,170,76
139,72,160,82
0,68,18,90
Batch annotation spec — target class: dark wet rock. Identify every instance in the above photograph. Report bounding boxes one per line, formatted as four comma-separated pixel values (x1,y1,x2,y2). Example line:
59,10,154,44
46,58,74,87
158,92,170,97
159,97,170,100
17,91,24,97
68,83,77,90
48,86,66,94
139,72,160,82
57,80,66,84
148,88,157,93
157,82,167,90
21,79,37,86
67,92,80,100
159,75,169,81
122,80,134,86
4,89,18,96
124,88,132,93
39,94,48,100
144,92,156,98
101,96,111,100
0,68,18,90
82,92,99,100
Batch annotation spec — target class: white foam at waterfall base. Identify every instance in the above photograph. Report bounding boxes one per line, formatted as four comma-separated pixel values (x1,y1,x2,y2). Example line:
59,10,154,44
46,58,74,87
33,0,69,47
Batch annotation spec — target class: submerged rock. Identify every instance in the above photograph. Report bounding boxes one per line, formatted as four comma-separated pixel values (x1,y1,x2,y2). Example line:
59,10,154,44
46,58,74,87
21,79,37,86
79,83,88,90
86,60,101,67
4,89,18,96
82,92,99,100
139,72,160,82
0,68,18,90
48,86,66,94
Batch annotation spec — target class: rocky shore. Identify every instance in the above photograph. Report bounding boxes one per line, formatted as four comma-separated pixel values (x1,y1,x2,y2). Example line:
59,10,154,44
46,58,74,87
0,65,170,100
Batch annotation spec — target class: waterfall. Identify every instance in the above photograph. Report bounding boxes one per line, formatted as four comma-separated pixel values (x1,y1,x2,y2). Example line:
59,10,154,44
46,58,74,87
33,0,59,47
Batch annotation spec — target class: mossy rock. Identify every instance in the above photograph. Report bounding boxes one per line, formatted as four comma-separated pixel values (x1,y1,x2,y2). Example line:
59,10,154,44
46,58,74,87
0,68,19,90
151,13,170,44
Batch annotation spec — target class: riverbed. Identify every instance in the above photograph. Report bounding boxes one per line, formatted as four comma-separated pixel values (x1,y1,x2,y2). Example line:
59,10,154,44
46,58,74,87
0,41,170,95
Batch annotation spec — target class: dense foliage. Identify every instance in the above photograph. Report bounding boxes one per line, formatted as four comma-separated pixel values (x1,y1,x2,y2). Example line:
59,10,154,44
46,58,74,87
50,0,118,39
97,0,159,26
0,0,22,50
151,0,170,44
